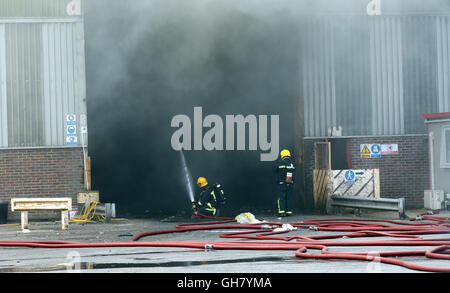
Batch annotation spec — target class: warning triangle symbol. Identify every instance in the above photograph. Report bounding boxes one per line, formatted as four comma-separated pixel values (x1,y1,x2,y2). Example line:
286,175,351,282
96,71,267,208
362,145,370,154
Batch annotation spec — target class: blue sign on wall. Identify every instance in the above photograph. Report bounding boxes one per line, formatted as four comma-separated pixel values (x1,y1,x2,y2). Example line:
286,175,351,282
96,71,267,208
345,170,356,184
371,144,381,158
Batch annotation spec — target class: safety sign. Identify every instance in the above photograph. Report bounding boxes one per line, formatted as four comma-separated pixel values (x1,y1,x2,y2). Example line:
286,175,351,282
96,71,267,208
66,114,76,125
66,114,77,145
361,145,371,158
66,136,78,144
67,125,76,135
360,144,381,158
371,144,381,158
344,170,355,184
381,144,398,155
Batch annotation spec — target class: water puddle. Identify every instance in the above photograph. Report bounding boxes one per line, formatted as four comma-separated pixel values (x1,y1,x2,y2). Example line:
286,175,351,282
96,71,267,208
0,256,292,272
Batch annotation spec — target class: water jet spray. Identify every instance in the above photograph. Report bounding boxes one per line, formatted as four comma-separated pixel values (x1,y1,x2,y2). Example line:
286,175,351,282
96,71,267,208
178,148,196,215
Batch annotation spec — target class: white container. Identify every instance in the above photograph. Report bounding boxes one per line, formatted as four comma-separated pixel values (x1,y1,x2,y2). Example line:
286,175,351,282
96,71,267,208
424,190,444,210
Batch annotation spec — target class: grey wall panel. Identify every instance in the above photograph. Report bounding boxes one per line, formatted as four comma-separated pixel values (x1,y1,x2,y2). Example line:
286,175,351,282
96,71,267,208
300,17,337,137
5,24,44,147
301,15,449,138
436,16,450,113
333,16,372,136
0,24,7,147
402,16,438,135
42,22,79,146
0,19,85,148
0,0,81,18
369,16,404,136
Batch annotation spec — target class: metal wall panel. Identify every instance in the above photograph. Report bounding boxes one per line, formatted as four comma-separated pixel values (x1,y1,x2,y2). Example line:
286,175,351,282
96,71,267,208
436,16,450,113
0,0,79,18
0,0,86,148
42,22,80,146
402,16,438,135
5,24,44,147
301,15,448,138
300,16,337,137
0,24,7,147
369,16,404,136
334,16,372,136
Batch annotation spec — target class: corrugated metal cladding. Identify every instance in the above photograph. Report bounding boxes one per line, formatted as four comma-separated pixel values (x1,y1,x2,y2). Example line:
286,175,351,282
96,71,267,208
300,15,450,138
0,0,86,148
0,0,79,18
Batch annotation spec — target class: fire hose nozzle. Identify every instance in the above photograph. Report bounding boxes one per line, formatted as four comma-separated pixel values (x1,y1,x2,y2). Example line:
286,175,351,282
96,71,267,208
309,226,318,231
191,202,198,215
415,216,423,221
205,244,214,250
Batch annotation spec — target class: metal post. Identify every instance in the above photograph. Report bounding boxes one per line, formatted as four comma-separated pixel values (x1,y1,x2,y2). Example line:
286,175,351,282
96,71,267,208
105,203,111,222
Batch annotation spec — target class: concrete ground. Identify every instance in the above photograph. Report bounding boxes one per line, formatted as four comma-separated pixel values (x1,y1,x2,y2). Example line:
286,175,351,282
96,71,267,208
0,208,448,274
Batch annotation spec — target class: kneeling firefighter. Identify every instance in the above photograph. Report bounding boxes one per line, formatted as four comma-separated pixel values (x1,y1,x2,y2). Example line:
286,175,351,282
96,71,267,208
192,177,227,217
275,149,295,217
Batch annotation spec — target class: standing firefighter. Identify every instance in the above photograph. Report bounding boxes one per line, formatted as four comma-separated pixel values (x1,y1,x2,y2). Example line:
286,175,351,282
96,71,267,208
275,149,295,217
192,177,227,217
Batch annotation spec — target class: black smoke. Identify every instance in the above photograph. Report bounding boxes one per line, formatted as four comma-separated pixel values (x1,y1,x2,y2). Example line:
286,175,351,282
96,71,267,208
84,0,450,217
84,0,301,217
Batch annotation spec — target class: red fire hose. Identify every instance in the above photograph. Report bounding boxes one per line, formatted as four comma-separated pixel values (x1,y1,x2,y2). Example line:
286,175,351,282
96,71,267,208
0,213,449,272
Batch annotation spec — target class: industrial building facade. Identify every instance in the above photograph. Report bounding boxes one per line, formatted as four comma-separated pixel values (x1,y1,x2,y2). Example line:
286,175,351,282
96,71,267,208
1,0,449,220
0,0,87,219
298,11,450,209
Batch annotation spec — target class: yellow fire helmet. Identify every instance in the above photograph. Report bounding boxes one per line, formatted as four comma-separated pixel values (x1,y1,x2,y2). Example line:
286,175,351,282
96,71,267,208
280,149,291,159
197,177,208,188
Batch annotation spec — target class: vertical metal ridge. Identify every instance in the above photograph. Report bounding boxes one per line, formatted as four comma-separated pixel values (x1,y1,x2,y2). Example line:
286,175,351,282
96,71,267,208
302,18,313,137
436,16,450,113
446,16,450,112
397,16,405,134
0,24,7,147
326,17,337,134
42,22,51,146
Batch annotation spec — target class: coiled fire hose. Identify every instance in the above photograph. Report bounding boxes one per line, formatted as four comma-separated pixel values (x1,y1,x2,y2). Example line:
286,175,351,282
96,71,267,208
0,212,449,272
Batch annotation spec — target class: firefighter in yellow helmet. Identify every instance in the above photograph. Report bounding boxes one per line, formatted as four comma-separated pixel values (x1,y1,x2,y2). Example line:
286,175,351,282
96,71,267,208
275,149,295,217
192,177,227,217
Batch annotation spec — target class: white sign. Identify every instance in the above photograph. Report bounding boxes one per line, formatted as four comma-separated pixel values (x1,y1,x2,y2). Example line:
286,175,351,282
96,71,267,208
66,136,78,144
66,114,76,125
66,0,81,16
367,0,381,16
381,144,398,155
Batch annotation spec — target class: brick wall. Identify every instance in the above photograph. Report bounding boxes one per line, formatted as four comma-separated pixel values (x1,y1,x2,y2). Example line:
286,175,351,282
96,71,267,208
302,135,429,210
0,148,85,220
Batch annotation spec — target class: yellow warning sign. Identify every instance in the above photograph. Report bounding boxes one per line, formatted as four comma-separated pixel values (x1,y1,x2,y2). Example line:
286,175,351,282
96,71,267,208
361,144,371,158
362,145,370,154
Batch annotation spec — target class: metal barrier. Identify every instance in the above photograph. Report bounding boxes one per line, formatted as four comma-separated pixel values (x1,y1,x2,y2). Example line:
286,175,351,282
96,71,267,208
330,195,406,219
